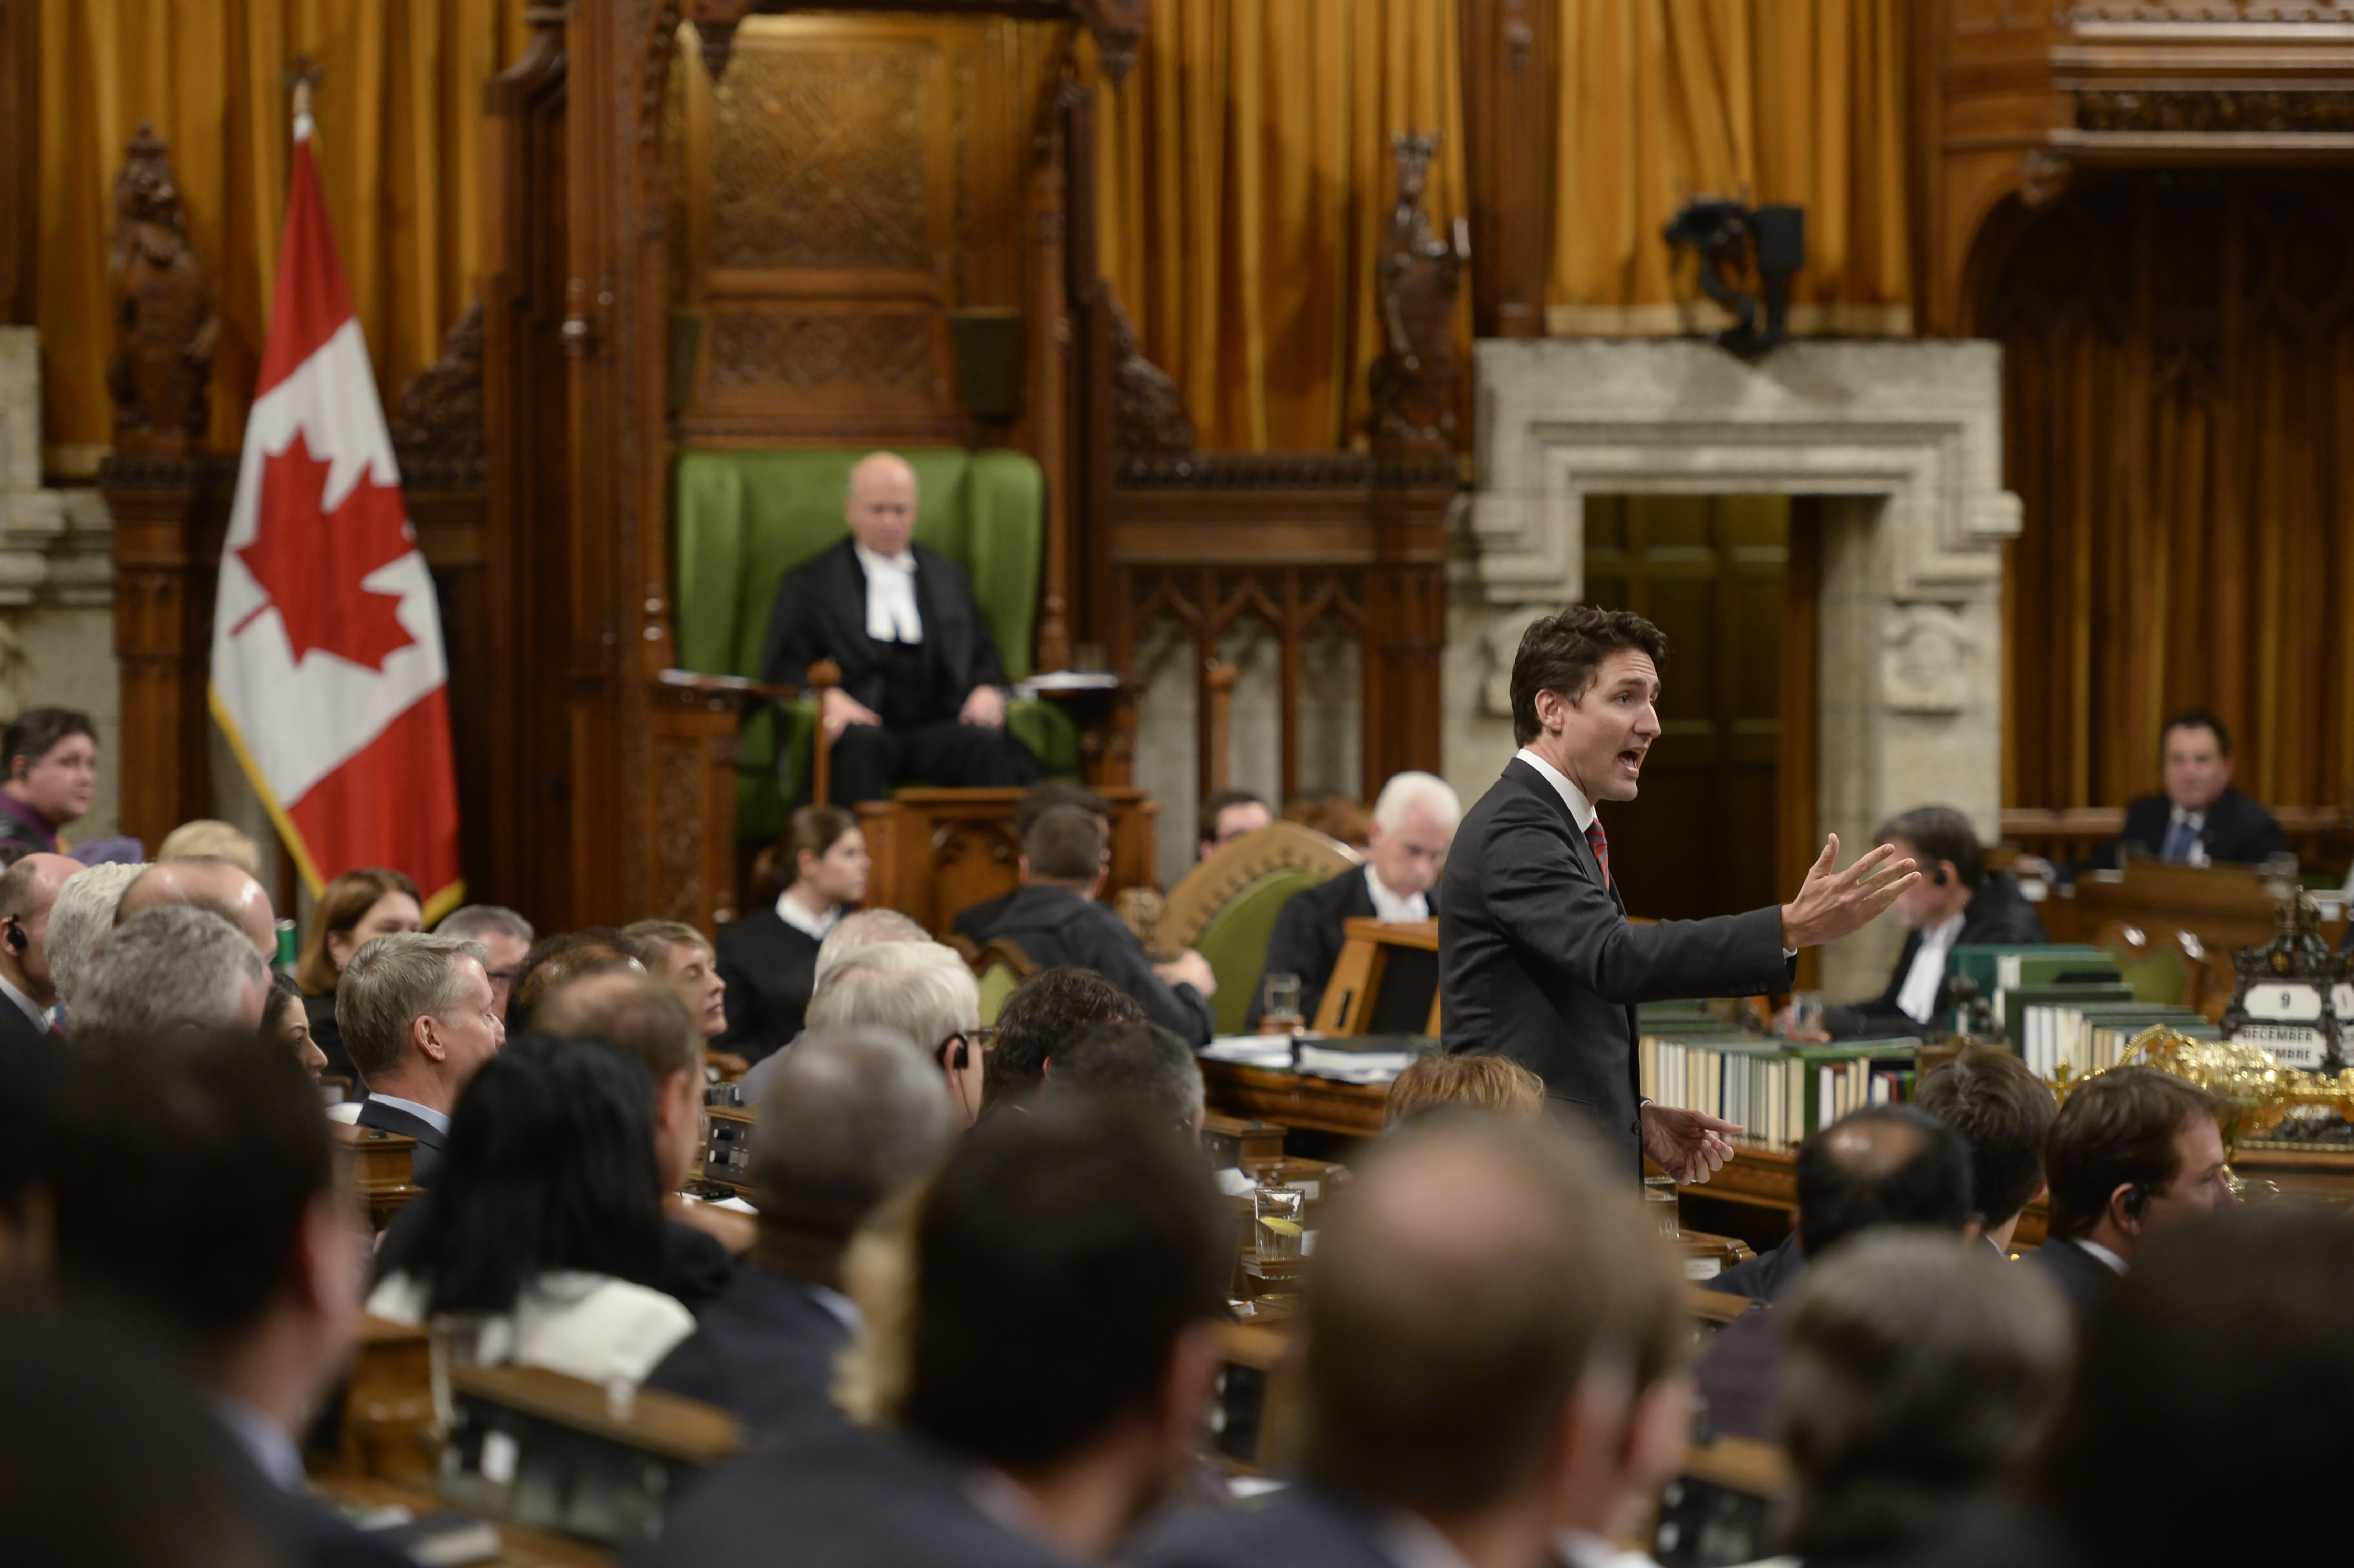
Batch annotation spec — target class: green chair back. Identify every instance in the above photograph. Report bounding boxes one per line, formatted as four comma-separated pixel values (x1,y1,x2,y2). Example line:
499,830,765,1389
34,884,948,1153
671,447,1073,839
1192,865,1326,1038
975,959,1026,1027
2097,941,2189,1007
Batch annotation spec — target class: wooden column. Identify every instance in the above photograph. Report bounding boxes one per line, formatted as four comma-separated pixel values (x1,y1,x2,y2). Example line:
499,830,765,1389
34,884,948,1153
102,457,236,847
1458,0,1555,338
1360,462,1452,796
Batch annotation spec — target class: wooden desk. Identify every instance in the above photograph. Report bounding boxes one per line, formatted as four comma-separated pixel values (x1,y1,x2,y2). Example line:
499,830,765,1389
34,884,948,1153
2043,859,2347,961
334,1314,436,1483
1200,1058,1387,1138
318,1476,613,1568
1315,917,1441,1036
856,785,1159,937
332,1120,421,1229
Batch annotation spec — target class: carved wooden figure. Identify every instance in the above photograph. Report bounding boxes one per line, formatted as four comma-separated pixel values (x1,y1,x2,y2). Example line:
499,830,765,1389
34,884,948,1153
108,123,218,456
1369,132,1464,458
1109,299,1195,455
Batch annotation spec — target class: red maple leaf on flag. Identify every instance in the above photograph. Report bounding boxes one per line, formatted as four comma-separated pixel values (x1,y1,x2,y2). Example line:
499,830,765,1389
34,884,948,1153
234,429,417,673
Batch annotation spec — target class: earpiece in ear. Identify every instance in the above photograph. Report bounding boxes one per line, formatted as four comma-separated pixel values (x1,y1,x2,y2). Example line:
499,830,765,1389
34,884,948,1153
1931,865,1949,886
2122,1182,2149,1221
4,919,24,954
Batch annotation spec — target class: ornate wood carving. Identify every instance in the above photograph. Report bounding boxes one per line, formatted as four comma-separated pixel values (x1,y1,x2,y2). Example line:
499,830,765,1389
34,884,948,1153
709,45,931,270
391,302,486,475
1108,298,1194,455
2078,90,2354,135
691,2,1146,86
706,307,934,389
1370,134,1465,458
108,124,218,458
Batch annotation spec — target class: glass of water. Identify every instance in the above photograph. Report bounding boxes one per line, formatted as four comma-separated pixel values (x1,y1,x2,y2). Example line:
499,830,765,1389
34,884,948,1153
1642,1175,1681,1240
1254,1184,1305,1262
1259,972,1304,1034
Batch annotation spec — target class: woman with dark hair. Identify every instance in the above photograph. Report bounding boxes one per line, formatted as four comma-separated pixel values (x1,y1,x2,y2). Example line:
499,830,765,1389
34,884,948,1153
367,1033,695,1385
714,804,870,1062
262,972,329,1084
294,866,422,1081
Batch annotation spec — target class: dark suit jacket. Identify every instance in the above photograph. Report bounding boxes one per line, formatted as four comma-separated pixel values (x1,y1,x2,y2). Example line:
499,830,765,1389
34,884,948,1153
2028,1237,2121,1329
951,890,1015,947
354,1096,447,1186
219,1423,412,1568
1131,1483,1396,1568
714,908,827,1064
1705,1231,1806,1304
1823,871,2049,1040
2091,786,2287,871
1439,759,1792,1172
1692,1302,1782,1443
642,1421,1072,1568
758,538,1009,717
980,884,1216,1045
1242,867,1438,1030
644,1265,853,1436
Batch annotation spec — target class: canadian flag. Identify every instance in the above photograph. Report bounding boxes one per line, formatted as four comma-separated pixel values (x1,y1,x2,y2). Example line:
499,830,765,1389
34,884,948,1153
210,111,463,917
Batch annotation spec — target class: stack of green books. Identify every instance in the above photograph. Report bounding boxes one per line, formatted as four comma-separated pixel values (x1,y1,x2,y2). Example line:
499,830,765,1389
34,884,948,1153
1639,1032,1918,1149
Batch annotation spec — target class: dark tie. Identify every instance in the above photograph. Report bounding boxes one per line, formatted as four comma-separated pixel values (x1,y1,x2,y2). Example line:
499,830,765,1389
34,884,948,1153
1585,820,1612,892
2161,817,2198,863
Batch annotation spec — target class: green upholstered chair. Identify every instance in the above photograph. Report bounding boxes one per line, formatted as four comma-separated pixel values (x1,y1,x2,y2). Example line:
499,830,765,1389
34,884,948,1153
1153,821,1362,1038
672,447,1079,841
2094,923,2191,1007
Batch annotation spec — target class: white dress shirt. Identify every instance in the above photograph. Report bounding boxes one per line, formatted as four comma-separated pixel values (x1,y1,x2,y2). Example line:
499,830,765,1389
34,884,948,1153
1365,864,1429,923
216,1398,306,1493
364,1091,451,1138
1514,747,1598,832
855,542,923,644
776,889,843,943
1895,911,1967,1024
1379,1511,1477,1568
2072,1237,2128,1276
367,1268,697,1386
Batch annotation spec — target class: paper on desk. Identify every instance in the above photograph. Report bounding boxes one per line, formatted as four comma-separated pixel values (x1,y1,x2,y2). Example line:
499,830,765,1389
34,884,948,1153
1199,1035,1294,1067
1228,1476,1288,1500
694,1195,758,1215
1215,1167,1259,1196
1295,1045,1411,1081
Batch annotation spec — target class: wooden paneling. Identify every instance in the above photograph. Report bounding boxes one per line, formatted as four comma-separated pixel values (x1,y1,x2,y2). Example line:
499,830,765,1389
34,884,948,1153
854,783,1158,936
0,0,36,325
1457,0,1555,339
1583,494,1789,925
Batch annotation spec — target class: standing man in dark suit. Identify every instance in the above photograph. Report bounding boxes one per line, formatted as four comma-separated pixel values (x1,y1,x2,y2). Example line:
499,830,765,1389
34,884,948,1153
2030,1066,2232,1329
1246,770,1459,1028
339,932,505,1185
759,451,1039,805
1805,804,2047,1041
46,1029,412,1568
2089,710,2286,872
1440,606,1917,1180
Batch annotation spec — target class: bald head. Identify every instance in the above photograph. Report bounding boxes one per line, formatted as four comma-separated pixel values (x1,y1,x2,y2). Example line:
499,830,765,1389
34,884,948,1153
0,852,82,1005
118,859,276,959
1793,1106,1974,1261
845,451,918,559
1305,1117,1677,1517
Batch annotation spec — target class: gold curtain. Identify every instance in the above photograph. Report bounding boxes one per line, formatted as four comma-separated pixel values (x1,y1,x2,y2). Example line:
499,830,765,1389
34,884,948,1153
1094,0,1470,452
36,0,531,458
1547,0,1911,336
1996,174,2354,818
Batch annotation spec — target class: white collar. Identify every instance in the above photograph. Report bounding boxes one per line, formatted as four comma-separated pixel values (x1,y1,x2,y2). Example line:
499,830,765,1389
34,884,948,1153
1378,1511,1477,1568
1922,910,1967,949
1364,864,1428,923
215,1398,307,1493
365,1091,451,1137
2167,803,2207,828
2073,1237,2129,1276
777,889,843,943
853,541,915,576
1555,1530,1661,1568
806,1281,861,1334
0,969,47,1030
1514,747,1597,832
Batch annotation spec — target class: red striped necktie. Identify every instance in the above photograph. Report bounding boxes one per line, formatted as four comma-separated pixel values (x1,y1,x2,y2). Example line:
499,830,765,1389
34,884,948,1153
1585,820,1611,892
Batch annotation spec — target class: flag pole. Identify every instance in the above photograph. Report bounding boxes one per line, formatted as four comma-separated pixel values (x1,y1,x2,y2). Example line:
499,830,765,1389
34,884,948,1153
285,54,323,129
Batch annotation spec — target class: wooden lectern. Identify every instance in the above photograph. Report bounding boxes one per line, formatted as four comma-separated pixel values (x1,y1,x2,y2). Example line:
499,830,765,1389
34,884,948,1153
1312,917,1442,1036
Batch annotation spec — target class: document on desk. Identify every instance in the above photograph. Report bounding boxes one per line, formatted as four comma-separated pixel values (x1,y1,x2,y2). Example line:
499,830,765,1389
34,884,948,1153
1199,1035,1295,1068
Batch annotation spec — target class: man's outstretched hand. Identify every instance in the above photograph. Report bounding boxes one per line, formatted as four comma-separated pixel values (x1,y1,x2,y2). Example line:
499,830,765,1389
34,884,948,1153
1641,1103,1741,1184
1780,833,1918,950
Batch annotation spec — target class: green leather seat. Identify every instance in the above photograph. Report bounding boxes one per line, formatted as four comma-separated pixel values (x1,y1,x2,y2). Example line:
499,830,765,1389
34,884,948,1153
1192,865,1326,1037
2097,940,2189,1007
672,447,1079,840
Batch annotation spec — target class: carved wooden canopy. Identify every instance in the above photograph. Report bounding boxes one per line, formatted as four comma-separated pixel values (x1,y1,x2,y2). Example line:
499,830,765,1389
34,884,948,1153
689,0,1145,82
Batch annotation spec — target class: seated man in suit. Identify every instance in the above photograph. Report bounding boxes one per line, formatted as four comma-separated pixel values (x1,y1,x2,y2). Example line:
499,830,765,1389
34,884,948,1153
759,450,1039,805
648,1100,1230,1567
980,806,1217,1044
1196,787,1271,859
1137,1115,1690,1568
2031,1065,2232,1329
46,1029,411,1568
648,1028,954,1432
0,852,80,1044
117,854,279,960
339,932,506,1184
1809,804,2047,1040
948,778,1109,944
1246,769,1459,1028
1773,1232,2070,1566
74,905,271,1040
1914,1044,2057,1258
1697,1107,1974,1442
2091,710,2286,872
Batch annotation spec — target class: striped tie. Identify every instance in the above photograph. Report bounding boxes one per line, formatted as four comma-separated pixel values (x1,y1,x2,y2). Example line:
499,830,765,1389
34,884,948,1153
1585,820,1612,892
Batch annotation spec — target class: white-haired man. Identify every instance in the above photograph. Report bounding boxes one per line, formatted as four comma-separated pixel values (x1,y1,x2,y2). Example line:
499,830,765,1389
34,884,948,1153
73,906,272,1041
1248,771,1460,1029
746,940,987,1125
757,450,1039,803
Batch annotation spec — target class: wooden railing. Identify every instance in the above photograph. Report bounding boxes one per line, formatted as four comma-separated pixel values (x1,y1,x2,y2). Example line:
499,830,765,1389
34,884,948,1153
1999,806,2352,878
